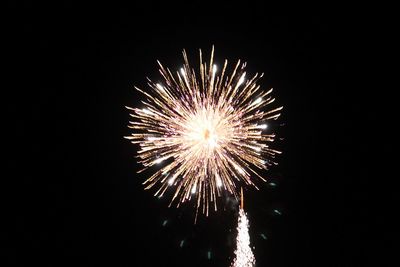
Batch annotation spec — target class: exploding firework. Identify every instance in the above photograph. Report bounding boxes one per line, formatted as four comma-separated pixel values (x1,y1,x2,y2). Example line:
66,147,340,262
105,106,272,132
231,208,255,267
125,47,282,215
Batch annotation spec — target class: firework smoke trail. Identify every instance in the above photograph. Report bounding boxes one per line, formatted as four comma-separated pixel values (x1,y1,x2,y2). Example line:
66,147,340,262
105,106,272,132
231,208,255,267
125,47,282,215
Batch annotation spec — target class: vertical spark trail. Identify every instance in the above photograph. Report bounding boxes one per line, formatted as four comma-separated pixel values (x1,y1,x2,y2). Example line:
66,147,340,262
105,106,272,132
231,209,255,267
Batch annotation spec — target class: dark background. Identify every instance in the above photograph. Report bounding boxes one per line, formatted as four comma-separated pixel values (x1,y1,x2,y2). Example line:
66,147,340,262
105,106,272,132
6,2,393,267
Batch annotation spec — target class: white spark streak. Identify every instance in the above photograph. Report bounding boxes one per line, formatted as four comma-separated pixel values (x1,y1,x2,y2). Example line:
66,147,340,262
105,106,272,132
231,209,255,267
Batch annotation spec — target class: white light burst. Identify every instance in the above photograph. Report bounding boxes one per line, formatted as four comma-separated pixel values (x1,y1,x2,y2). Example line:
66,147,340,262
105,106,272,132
125,47,282,215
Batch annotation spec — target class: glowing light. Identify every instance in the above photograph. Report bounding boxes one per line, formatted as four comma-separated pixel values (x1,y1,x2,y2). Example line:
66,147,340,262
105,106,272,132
125,47,282,214
213,64,217,74
154,158,163,164
238,73,246,86
216,175,222,187
260,233,267,240
273,209,282,215
191,184,197,194
231,209,255,267
156,83,164,90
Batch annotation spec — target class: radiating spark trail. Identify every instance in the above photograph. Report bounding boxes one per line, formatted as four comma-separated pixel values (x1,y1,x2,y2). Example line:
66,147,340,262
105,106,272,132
231,208,255,267
125,47,282,215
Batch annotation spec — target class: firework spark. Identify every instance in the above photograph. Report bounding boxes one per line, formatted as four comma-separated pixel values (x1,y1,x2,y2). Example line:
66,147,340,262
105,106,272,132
231,207,256,267
125,47,282,215
231,190,256,267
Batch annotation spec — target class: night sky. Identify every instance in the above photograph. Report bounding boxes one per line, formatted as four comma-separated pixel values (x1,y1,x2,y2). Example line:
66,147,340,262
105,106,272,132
7,3,393,267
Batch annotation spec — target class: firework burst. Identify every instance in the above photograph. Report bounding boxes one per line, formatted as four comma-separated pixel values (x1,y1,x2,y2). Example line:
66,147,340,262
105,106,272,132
125,47,282,215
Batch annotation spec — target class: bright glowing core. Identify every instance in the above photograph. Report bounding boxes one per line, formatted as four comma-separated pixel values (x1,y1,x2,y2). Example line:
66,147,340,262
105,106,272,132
202,128,218,147
203,128,211,140
183,108,231,153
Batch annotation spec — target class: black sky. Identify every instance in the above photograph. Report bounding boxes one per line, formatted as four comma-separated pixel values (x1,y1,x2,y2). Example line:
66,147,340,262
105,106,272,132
6,2,393,267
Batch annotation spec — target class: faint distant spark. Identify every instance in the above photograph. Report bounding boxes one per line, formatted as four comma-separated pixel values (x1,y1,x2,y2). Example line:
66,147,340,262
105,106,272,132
125,47,282,215
231,209,255,267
